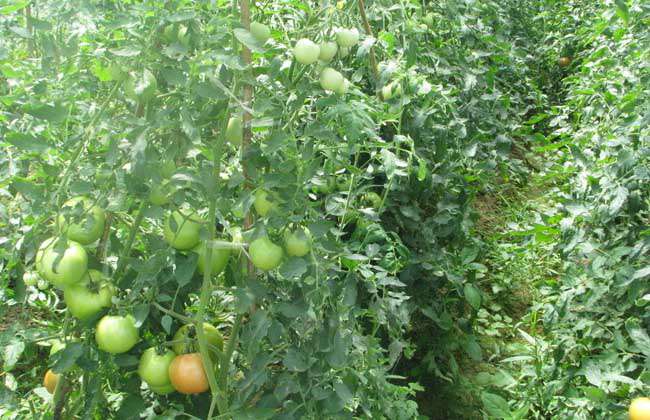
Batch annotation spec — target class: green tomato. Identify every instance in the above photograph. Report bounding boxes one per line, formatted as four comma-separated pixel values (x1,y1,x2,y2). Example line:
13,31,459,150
193,242,231,276
225,116,243,145
36,237,88,289
150,383,176,395
23,271,39,286
149,182,172,206
249,236,283,271
172,323,223,358
163,209,203,250
293,39,320,65
320,67,344,92
253,190,277,217
334,78,350,95
318,41,338,62
382,83,401,100
363,191,382,209
138,347,176,388
336,28,360,47
284,228,311,257
64,270,114,321
95,315,139,354
125,69,157,103
250,22,271,43
57,197,106,245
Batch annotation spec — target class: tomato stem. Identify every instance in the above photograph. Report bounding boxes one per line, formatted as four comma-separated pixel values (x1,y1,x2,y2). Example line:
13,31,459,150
195,113,229,417
114,200,147,282
357,0,379,90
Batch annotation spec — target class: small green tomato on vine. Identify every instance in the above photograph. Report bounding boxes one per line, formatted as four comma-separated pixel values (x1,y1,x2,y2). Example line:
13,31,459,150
250,22,271,43
253,189,277,217
249,236,283,271
36,237,88,289
225,116,243,145
95,315,139,354
336,28,360,48
163,209,203,250
320,67,344,92
138,348,176,395
284,228,311,257
318,41,338,62
64,270,114,321
293,38,320,65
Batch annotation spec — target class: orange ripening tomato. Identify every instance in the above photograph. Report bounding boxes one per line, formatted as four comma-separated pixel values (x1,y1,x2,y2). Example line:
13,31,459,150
168,353,209,394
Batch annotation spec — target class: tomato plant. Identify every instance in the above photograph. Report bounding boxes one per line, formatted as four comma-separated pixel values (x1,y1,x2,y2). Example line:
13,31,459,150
1,0,646,418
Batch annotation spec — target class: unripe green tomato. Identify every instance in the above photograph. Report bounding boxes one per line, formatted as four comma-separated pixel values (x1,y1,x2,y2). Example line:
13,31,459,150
334,78,350,95
95,314,139,354
36,237,88,289
37,278,49,290
250,22,271,43
64,270,114,321
225,116,243,145
249,236,283,271
284,228,311,257
363,191,382,209
336,28,360,47
138,347,176,388
57,197,106,245
149,182,171,206
193,242,230,276
163,209,203,250
125,69,157,103
293,39,320,65
172,323,223,357
23,271,39,286
320,67,344,92
253,190,277,217
318,41,338,62
382,82,402,100
150,383,176,394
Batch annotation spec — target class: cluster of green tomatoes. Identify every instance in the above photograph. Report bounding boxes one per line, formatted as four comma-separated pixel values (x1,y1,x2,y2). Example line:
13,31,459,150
29,189,311,396
248,21,361,95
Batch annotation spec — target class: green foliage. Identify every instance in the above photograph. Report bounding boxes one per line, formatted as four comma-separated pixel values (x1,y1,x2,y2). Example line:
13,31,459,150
0,0,647,418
